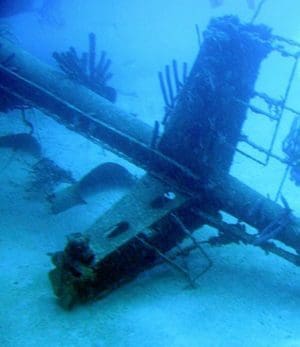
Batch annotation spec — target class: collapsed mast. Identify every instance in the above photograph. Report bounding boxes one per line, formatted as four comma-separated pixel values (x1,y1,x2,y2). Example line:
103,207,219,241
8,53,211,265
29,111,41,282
0,16,300,309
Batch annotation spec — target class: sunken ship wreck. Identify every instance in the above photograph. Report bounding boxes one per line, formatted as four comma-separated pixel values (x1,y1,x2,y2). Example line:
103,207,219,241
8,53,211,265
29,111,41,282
1,15,300,309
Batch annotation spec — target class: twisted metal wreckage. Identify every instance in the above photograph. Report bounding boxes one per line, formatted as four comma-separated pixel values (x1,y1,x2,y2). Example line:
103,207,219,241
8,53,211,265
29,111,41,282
1,16,300,309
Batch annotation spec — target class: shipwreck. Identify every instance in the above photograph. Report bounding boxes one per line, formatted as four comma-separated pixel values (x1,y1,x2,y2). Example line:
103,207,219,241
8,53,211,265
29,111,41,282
1,15,300,309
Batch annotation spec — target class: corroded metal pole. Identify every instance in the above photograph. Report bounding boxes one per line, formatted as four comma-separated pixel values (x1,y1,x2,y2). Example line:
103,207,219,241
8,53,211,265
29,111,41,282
159,16,272,175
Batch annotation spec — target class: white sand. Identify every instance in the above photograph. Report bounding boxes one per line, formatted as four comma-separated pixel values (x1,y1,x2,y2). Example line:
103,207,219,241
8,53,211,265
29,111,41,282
1,132,299,347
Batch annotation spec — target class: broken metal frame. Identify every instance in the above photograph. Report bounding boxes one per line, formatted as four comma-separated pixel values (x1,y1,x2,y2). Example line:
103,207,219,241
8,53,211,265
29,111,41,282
159,33,300,170
156,32,300,202
232,34,300,200
1,17,300,308
187,31,300,201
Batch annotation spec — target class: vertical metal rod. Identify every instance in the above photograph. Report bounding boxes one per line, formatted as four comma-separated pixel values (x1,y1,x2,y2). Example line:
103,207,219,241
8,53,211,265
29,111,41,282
251,0,267,24
170,213,213,280
182,62,188,83
165,65,174,107
150,120,160,149
135,235,196,287
158,71,171,108
275,164,290,202
21,107,34,134
266,56,299,165
172,59,181,93
88,32,96,79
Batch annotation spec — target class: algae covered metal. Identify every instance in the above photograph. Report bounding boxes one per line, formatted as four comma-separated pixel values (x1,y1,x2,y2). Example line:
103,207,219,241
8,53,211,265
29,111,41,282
1,16,300,309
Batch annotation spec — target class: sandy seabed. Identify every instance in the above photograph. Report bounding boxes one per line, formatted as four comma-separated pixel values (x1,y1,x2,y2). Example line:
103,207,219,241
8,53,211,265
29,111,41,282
0,110,300,347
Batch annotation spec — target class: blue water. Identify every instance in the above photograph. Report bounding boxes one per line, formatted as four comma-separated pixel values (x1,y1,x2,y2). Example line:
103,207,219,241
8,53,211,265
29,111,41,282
1,1,300,346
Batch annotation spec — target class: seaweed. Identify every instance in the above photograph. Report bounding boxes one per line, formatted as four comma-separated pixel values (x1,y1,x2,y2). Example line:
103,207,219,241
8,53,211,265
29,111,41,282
158,59,188,125
29,157,75,195
53,33,117,102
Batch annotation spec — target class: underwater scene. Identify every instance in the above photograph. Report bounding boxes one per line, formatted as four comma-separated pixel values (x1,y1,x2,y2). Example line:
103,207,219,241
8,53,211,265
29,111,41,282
1,0,300,346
